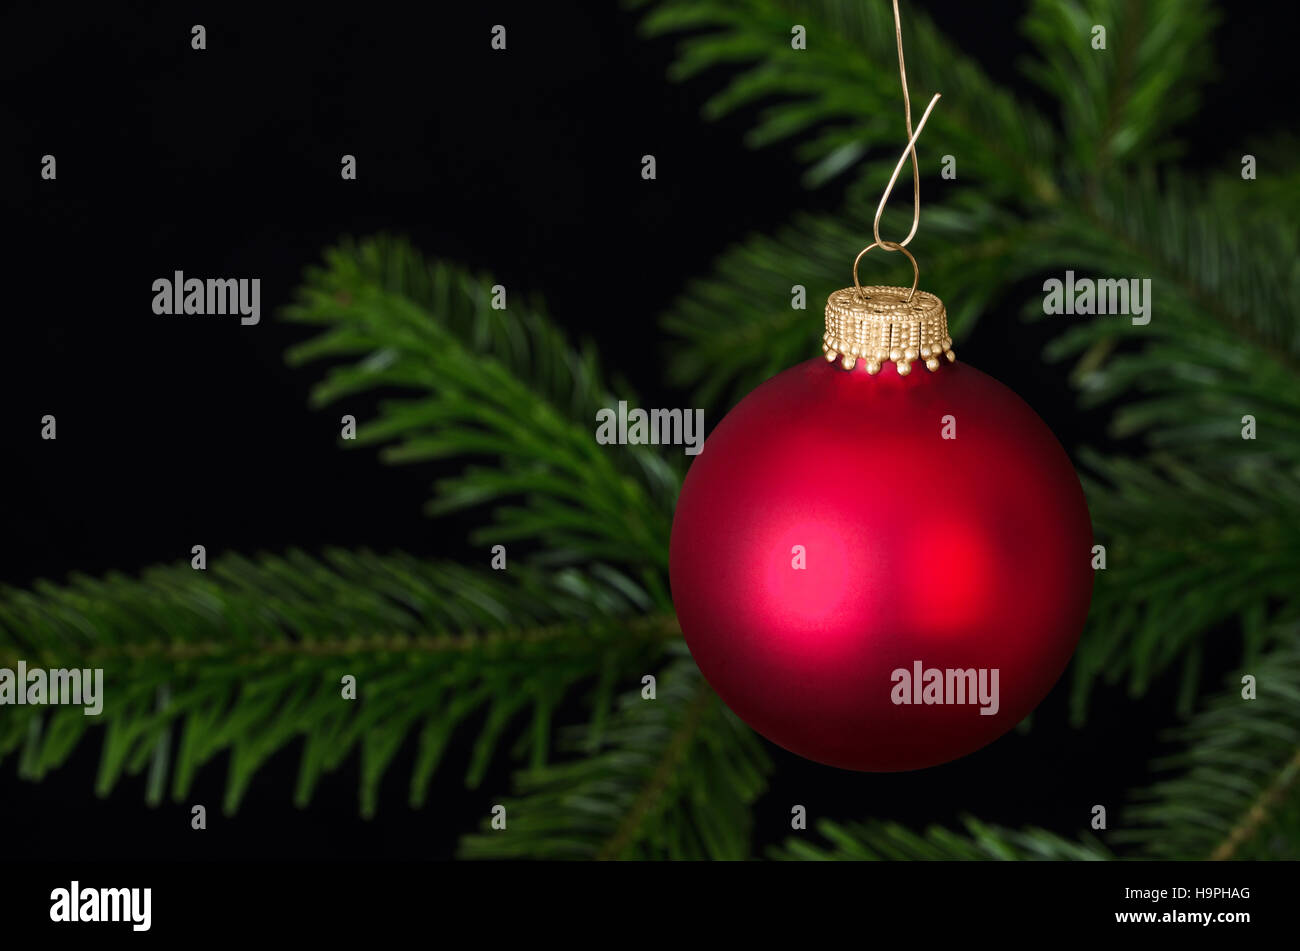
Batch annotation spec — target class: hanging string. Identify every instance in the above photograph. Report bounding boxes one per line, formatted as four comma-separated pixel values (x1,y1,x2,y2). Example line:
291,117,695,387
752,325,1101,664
876,0,923,248
871,92,941,251
854,0,941,303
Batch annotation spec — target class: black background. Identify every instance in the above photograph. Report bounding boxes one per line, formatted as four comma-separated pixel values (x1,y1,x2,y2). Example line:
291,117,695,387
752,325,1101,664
0,0,1291,861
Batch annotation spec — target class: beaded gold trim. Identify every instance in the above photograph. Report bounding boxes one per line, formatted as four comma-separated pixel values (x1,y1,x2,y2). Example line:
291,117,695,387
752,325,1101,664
822,285,956,376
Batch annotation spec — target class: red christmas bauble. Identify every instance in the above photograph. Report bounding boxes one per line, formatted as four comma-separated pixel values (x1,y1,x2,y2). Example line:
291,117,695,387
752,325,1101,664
670,354,1093,771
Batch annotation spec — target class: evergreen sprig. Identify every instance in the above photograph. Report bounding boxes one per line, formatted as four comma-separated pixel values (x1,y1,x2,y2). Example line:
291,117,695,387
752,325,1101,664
1120,638,1300,860
0,551,672,817
1021,0,1218,170
631,0,1057,199
283,236,678,603
1073,452,1300,720
460,653,770,860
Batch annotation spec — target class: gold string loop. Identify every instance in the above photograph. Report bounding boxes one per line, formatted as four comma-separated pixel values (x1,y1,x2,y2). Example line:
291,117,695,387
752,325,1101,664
853,240,919,302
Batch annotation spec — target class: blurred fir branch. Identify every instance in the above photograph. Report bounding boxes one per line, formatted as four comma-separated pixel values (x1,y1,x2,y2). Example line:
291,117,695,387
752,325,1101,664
0,552,673,818
1075,452,1300,722
1034,173,1300,719
460,653,770,860
771,816,1112,860
1120,638,1300,860
1035,173,1300,418
1020,0,1218,170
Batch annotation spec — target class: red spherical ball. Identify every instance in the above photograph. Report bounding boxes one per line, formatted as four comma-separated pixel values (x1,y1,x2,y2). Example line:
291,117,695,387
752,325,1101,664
670,357,1093,771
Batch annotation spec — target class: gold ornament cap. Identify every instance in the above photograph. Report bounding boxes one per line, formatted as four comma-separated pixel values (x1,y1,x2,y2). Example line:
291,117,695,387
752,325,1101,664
822,243,955,376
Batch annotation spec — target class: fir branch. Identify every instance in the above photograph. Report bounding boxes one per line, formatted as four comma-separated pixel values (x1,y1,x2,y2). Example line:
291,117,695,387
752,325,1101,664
1017,171,1300,717
459,654,770,860
1119,638,1300,860
629,0,1058,200
1211,748,1300,861
1071,450,1300,721
1021,0,1218,171
1035,172,1300,420
594,669,715,860
282,236,678,602
0,552,675,817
